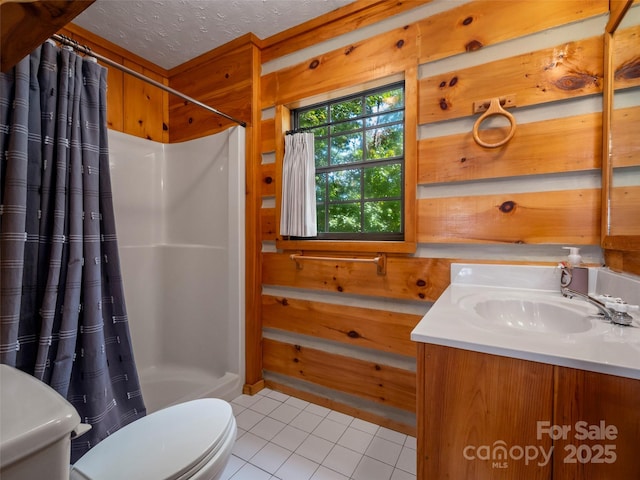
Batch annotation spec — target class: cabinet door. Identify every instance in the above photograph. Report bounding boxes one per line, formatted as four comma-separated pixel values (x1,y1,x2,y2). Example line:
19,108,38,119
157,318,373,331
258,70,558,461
417,344,554,479
553,367,640,479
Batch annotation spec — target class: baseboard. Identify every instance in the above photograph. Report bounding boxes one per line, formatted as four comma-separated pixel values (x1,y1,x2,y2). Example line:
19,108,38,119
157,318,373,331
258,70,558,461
242,379,265,395
265,379,416,437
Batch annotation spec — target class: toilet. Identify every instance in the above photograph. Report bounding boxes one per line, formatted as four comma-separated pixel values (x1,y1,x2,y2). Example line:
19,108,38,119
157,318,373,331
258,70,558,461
0,364,237,480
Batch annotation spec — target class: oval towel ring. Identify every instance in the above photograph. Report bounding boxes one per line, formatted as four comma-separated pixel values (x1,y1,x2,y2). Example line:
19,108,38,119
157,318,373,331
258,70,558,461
472,97,516,148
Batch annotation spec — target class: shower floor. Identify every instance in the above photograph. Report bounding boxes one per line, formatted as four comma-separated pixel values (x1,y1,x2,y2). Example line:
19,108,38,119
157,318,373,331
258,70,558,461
138,365,239,413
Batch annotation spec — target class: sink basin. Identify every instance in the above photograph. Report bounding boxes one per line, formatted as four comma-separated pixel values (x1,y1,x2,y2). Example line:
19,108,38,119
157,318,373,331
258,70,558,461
473,299,593,333
460,294,596,334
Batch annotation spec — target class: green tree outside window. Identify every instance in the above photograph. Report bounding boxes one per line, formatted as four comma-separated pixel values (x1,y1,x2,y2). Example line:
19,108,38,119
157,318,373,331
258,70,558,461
295,83,405,240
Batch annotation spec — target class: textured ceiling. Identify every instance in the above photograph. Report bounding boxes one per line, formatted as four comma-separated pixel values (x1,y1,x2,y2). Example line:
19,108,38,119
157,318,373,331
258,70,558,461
72,0,356,70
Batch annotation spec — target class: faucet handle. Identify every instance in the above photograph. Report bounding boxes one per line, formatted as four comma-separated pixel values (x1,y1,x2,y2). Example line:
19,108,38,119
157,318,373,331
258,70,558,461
594,294,621,303
604,302,639,314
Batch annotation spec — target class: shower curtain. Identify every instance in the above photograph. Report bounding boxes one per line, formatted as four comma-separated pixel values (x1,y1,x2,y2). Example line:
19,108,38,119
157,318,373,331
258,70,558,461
0,42,146,462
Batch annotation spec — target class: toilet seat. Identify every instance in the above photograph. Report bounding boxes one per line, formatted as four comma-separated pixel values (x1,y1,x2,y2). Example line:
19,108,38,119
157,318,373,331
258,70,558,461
70,398,236,480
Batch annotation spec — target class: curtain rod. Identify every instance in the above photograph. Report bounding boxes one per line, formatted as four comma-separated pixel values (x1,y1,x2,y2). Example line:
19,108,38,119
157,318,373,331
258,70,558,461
51,34,246,128
285,127,314,135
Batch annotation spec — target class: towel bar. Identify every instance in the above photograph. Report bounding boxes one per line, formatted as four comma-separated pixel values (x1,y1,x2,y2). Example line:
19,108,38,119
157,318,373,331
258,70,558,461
289,253,387,275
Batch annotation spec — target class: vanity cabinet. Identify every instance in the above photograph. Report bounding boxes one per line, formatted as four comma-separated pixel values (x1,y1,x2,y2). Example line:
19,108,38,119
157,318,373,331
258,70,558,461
417,343,640,479
553,367,640,479
417,343,554,479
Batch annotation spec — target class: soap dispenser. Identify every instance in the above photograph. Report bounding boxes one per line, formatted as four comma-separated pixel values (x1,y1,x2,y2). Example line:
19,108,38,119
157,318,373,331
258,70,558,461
560,246,588,295
564,247,582,267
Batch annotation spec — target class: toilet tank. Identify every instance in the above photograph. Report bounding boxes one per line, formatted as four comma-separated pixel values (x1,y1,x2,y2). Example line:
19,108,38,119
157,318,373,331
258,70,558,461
0,364,84,480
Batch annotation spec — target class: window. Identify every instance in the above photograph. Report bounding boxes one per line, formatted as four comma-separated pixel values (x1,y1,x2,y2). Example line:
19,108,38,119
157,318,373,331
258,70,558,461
293,83,405,241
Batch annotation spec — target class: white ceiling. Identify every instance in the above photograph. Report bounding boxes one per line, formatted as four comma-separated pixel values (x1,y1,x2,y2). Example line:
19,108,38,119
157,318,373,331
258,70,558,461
72,0,357,70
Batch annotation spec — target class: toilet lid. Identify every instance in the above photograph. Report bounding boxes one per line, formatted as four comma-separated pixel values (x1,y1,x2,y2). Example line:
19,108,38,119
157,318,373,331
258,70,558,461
71,398,234,480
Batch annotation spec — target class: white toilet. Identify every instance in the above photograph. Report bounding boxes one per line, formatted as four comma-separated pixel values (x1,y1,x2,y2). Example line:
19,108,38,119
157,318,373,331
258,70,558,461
0,364,237,480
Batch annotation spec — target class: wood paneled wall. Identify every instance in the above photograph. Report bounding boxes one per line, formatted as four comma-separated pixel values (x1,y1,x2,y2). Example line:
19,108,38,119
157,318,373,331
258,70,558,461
606,21,640,270
57,24,258,143
254,0,638,433
59,23,169,142
167,34,259,142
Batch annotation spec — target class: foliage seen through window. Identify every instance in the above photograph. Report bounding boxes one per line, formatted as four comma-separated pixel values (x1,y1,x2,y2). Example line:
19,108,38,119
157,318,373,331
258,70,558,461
294,83,404,240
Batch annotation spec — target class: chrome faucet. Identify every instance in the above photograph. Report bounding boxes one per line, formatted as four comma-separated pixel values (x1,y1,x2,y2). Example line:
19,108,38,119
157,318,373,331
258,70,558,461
561,287,637,326
559,264,638,326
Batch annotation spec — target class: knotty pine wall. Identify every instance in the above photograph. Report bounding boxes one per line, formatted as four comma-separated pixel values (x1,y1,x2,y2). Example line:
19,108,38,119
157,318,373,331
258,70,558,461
256,0,640,435
57,24,257,143
58,24,169,143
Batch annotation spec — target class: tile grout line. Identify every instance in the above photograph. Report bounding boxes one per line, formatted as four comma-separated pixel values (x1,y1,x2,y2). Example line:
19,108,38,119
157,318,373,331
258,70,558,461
227,388,416,480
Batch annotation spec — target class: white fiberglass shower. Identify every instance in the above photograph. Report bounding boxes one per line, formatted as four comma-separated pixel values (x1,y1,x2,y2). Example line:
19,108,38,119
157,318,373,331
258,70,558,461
108,126,245,413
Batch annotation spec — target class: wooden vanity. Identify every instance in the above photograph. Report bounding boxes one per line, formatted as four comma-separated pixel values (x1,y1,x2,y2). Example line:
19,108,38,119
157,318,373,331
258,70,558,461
411,263,640,479
416,343,640,479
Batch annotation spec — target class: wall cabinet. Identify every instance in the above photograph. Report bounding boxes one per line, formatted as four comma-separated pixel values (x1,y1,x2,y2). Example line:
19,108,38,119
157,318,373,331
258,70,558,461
417,343,640,479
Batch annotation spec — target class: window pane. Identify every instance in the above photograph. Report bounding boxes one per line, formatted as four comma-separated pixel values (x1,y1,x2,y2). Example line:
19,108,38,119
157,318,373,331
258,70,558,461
365,88,404,115
316,205,326,231
315,138,329,167
315,172,326,202
366,111,404,127
366,124,403,160
328,169,361,201
330,132,363,164
328,203,361,232
331,98,362,121
299,107,328,127
364,200,402,233
310,126,328,136
364,163,402,199
331,119,362,134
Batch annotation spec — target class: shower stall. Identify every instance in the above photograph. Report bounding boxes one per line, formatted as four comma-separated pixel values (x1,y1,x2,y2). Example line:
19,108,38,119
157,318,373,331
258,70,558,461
108,126,245,413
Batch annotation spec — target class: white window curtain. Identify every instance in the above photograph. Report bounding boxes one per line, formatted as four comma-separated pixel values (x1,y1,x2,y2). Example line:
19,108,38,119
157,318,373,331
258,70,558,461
280,132,317,237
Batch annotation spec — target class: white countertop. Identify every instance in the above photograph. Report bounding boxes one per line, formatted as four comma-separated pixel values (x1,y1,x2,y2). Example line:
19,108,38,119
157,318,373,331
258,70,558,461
410,264,640,380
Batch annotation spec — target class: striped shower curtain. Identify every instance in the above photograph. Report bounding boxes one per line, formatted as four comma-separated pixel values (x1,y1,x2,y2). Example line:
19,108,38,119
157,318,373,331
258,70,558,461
280,132,317,237
0,41,146,462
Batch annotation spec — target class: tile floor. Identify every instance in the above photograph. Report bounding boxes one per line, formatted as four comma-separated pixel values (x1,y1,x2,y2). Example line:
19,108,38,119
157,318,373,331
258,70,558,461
222,388,417,480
